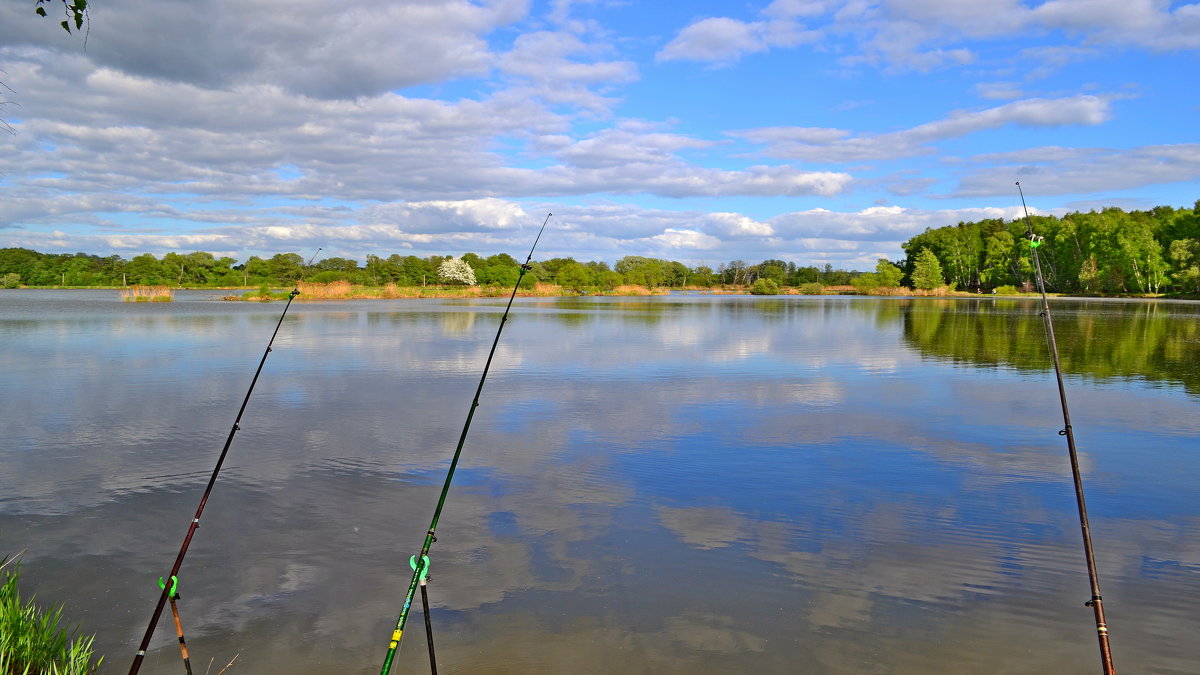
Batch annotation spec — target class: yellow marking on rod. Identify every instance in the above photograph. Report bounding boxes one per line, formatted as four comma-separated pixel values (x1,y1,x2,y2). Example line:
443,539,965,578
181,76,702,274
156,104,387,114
392,629,403,642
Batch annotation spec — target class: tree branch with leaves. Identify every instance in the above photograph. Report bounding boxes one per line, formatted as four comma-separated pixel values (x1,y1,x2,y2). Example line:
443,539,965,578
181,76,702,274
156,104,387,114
35,0,88,34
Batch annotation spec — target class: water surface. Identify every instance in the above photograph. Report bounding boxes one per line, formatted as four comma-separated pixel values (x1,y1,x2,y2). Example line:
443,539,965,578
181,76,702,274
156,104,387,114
2,290,1198,673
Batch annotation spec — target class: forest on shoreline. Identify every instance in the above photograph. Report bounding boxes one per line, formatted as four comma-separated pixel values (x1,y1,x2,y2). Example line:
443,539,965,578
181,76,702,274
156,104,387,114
3,202,1198,297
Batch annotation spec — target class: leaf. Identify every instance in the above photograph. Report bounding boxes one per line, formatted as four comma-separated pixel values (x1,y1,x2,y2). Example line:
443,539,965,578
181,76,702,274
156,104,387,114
74,13,83,29
35,6,46,16
60,19,70,32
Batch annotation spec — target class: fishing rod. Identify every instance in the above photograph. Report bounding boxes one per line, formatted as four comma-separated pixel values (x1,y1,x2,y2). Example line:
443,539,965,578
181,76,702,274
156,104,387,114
1016,183,1115,674
128,249,321,675
378,213,551,675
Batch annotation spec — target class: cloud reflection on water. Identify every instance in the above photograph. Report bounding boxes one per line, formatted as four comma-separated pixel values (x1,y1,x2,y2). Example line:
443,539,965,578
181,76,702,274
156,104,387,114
1,294,1198,673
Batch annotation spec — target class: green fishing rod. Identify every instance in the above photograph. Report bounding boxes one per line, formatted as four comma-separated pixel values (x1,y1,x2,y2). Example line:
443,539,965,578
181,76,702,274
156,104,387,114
128,249,320,675
379,213,551,675
1017,183,1115,674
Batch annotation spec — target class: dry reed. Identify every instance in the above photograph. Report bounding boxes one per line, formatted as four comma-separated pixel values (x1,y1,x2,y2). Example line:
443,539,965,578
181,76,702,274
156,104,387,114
608,284,669,296
121,285,174,302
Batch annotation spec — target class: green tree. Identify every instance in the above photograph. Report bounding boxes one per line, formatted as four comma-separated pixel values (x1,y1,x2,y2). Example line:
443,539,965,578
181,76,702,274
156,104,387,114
874,258,903,287
315,257,359,273
125,253,164,284
851,273,880,292
911,248,944,290
555,261,593,291
758,260,787,285
615,256,668,287
266,253,304,284
690,265,717,286
1168,239,1200,293
457,252,482,270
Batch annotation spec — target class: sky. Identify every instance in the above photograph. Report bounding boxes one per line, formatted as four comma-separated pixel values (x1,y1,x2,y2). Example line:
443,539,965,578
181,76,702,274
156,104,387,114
1,0,1198,270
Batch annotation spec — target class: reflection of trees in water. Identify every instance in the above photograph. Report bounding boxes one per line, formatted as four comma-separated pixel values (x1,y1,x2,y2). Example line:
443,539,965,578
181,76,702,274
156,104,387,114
900,299,1200,395
440,309,477,335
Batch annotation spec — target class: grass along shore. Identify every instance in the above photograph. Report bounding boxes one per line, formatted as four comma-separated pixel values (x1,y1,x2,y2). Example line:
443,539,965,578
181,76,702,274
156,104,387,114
222,280,992,301
1,282,1185,300
1,556,103,674
224,280,675,301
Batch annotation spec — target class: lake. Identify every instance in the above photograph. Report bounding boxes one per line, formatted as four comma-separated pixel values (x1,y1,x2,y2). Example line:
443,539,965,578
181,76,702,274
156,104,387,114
1,290,1198,674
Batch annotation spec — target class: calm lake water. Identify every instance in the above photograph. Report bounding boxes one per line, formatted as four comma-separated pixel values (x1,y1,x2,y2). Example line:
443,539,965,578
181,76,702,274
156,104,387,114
2,290,1198,674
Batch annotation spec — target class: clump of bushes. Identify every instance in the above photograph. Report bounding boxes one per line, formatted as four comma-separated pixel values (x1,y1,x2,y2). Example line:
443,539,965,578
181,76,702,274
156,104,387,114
0,557,104,674
993,285,1020,295
798,282,825,295
750,279,780,295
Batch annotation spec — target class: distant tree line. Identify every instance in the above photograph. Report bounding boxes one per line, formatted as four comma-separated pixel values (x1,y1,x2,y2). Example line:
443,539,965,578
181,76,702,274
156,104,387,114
0,248,862,291
2,201,1197,294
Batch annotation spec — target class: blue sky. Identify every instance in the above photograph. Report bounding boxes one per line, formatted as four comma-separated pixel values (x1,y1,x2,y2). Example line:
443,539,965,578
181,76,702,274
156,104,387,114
1,0,1198,269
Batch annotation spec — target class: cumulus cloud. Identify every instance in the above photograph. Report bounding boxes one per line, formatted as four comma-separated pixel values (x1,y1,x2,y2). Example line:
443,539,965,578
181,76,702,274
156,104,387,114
0,0,530,100
732,95,1113,162
653,0,1200,72
656,12,820,63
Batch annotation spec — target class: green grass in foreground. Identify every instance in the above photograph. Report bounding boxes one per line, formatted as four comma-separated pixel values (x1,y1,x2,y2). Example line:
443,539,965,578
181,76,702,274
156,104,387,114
0,557,103,675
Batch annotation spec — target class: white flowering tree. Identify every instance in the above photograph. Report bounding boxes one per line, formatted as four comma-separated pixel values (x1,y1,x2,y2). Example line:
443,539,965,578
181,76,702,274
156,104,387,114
437,257,477,285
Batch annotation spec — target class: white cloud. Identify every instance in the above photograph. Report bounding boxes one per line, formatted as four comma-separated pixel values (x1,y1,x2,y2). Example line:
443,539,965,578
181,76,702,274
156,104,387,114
656,14,820,63
953,143,1200,197
974,82,1024,100
652,0,1200,74
649,228,724,250
704,212,776,237
733,95,1113,162
1,0,533,100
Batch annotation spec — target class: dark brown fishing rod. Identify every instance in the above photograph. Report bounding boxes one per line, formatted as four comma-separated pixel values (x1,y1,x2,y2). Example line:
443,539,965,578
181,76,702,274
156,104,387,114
1017,183,1115,674
128,249,320,675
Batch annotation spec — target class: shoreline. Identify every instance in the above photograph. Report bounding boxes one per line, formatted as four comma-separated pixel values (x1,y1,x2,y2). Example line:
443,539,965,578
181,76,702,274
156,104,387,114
3,284,1198,302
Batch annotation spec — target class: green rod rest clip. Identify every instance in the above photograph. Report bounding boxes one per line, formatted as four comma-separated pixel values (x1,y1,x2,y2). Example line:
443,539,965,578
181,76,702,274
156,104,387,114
409,555,431,582
158,575,179,598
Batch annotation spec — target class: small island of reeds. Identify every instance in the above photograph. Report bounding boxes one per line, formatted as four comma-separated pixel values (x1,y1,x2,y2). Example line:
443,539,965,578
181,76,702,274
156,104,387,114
120,285,174,302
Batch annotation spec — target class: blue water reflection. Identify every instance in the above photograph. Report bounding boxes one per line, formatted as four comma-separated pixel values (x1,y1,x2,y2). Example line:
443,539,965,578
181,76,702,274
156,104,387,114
0,291,1197,673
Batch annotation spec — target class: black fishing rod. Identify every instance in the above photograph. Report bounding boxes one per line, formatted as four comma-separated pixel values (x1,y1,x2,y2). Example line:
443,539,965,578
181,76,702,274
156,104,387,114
128,249,320,675
1017,183,1115,674
378,213,551,675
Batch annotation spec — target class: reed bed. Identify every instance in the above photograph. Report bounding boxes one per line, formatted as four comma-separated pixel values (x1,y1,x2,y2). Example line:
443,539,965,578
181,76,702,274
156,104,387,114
296,280,354,298
607,284,668,296
120,285,174,302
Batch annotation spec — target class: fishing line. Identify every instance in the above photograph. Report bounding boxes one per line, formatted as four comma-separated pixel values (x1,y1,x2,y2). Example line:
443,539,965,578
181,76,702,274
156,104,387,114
1017,183,1115,674
127,248,321,675
378,214,551,675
